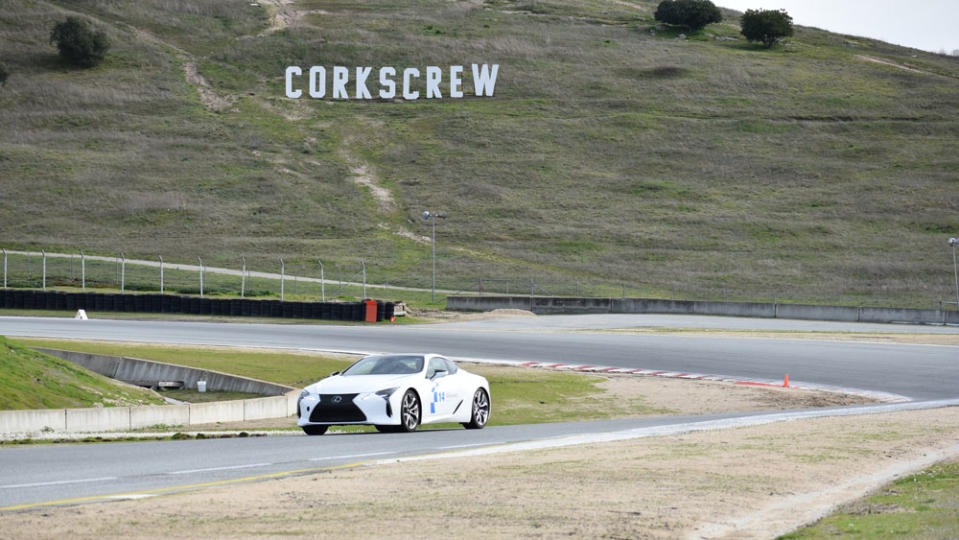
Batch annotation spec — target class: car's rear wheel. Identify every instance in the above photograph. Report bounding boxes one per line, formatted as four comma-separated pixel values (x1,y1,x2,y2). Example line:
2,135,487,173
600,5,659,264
463,388,490,429
399,390,420,432
302,425,328,436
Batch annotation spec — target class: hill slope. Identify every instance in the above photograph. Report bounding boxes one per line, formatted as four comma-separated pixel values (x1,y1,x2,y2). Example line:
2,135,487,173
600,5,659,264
1,0,957,306
0,336,164,410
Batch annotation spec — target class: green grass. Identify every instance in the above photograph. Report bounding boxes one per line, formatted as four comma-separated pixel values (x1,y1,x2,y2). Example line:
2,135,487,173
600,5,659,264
0,336,164,409
1,0,958,309
157,389,266,403
14,339,671,425
781,460,959,539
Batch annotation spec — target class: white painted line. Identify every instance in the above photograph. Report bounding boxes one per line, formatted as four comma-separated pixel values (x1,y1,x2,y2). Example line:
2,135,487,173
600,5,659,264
106,494,156,501
168,462,271,475
308,451,391,462
437,442,502,450
1,476,117,489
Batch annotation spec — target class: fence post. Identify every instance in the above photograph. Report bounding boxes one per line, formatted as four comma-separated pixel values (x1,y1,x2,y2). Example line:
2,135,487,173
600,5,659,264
280,258,284,301
198,257,204,298
80,250,85,291
362,260,366,299
317,259,324,302
2,248,6,289
42,250,46,291
120,252,125,294
159,255,164,294
241,257,246,298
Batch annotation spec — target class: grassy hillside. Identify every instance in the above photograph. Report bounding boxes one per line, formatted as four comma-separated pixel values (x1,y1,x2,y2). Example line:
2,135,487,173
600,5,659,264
1,0,957,307
0,336,164,410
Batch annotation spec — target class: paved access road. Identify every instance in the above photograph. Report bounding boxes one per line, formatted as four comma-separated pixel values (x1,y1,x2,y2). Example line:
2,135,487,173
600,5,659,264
1,315,958,400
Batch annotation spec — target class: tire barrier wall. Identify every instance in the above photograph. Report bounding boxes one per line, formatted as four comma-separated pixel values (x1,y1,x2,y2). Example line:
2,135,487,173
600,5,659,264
446,296,959,325
0,289,395,322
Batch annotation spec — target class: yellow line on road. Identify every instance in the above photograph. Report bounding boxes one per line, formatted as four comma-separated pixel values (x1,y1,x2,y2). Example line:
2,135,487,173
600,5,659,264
0,461,370,512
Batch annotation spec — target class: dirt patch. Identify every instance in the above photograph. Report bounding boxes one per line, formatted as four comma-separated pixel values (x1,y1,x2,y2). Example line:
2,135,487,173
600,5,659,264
855,54,928,74
5,408,958,538
407,306,536,322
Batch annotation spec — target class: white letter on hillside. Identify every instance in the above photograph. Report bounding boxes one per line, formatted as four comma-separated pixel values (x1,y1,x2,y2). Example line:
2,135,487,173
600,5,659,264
308,66,326,98
403,67,420,100
379,67,396,99
472,63,499,97
285,66,302,99
426,66,442,99
449,65,463,98
332,66,349,99
355,66,372,99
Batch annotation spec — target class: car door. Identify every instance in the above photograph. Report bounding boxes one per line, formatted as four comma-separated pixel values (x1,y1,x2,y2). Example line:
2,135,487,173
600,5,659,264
425,357,456,419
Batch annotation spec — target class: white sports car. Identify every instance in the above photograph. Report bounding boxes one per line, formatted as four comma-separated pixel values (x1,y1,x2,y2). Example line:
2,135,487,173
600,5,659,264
297,353,491,435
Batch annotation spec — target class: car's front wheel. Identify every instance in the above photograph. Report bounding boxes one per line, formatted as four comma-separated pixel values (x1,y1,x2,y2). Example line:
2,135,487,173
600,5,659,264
463,388,490,429
399,390,420,432
302,425,328,436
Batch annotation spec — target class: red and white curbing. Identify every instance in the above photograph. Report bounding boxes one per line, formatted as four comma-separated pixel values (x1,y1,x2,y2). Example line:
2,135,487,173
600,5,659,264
514,361,911,403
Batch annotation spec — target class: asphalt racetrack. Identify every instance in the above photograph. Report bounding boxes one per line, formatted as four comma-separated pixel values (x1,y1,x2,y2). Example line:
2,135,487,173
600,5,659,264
1,314,958,510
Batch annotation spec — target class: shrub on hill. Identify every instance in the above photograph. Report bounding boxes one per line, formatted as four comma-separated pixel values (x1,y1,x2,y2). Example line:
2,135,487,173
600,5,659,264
49,16,110,68
654,0,722,31
0,64,8,87
740,9,794,48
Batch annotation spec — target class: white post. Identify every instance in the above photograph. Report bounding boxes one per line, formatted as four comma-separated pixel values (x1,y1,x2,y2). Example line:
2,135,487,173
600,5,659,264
280,258,285,301
42,250,46,291
950,238,959,311
159,255,164,294
80,250,85,291
362,260,366,299
198,257,204,298
241,257,246,298
317,259,325,302
120,252,125,294
2,248,6,289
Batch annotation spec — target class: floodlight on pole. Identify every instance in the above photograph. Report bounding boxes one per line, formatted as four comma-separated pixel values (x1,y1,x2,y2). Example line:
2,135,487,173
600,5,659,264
422,210,447,303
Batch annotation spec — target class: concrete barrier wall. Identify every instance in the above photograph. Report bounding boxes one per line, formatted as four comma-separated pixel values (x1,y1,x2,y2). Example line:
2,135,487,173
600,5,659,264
66,407,131,432
0,409,66,433
130,404,190,430
243,396,290,421
35,349,293,396
448,296,959,325
189,400,245,425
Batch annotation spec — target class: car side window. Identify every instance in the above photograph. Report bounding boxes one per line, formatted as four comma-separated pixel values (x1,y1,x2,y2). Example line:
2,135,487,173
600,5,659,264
441,357,458,374
427,357,447,378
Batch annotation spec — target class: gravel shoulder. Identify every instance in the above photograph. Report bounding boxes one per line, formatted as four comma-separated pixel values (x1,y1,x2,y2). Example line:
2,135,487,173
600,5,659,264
3,407,957,538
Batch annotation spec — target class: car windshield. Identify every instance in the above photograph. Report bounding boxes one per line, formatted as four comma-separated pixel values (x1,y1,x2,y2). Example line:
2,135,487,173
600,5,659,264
341,355,424,376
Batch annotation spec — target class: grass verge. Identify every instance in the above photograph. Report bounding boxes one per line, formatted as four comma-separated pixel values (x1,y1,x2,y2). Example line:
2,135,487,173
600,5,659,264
781,460,959,539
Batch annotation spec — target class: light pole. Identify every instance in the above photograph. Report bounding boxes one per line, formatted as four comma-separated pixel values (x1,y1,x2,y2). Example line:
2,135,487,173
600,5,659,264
241,256,246,298
280,258,285,301
198,257,204,298
950,237,959,311
158,255,164,294
317,259,325,302
422,210,447,303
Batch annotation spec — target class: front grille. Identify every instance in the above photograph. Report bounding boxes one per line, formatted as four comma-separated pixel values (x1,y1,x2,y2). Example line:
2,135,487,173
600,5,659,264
309,394,366,423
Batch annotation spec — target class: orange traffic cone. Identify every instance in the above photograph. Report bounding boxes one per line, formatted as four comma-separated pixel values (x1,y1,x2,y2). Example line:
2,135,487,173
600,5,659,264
783,374,790,388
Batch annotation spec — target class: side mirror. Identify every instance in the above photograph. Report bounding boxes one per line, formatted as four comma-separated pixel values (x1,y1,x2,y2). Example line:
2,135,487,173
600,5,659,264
330,371,340,377
430,369,448,380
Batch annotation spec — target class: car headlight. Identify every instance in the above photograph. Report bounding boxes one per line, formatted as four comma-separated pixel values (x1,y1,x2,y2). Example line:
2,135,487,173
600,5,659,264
375,387,398,400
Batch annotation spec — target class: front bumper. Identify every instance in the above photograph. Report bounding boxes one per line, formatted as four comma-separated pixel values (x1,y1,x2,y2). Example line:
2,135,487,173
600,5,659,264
297,392,396,426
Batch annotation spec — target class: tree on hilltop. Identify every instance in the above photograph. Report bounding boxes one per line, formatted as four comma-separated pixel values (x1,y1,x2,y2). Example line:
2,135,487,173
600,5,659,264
50,16,110,68
740,9,793,48
654,0,722,32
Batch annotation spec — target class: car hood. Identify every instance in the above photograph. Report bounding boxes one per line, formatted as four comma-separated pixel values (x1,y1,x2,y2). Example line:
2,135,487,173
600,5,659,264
307,374,416,394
